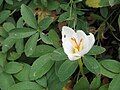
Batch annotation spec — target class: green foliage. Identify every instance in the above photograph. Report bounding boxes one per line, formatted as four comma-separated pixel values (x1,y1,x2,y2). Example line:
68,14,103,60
109,74,120,90
0,72,15,90
2,37,16,53
29,45,55,57
9,28,37,38
99,84,109,90
0,52,6,67
36,75,47,88
58,60,78,81
30,54,54,80
90,75,101,89
0,10,10,24
8,81,44,90
14,63,30,81
39,16,53,30
73,77,89,90
83,56,101,74
5,0,13,5
3,22,15,32
25,33,39,56
0,0,119,89
100,59,120,73
4,62,23,74
51,48,67,61
21,4,38,29
100,64,118,78
87,45,106,55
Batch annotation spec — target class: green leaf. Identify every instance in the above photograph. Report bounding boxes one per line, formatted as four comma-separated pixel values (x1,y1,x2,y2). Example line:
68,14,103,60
47,71,67,90
109,0,120,6
118,15,120,28
83,56,101,74
0,27,8,38
100,7,108,18
30,54,54,80
58,60,78,81
99,0,109,7
73,77,89,90
4,62,24,74
46,65,55,80
30,45,55,57
109,74,120,90
47,0,60,10
87,45,106,55
48,29,60,48
0,0,3,5
99,84,109,90
76,19,88,32
3,22,15,32
100,65,117,78
40,32,53,45
8,81,44,90
17,17,24,28
55,61,64,76
39,16,53,30
0,66,3,74
60,3,69,11
76,10,85,16
100,59,120,73
0,37,4,46
36,75,47,88
5,0,13,5
0,72,15,90
2,37,16,53
0,10,11,24
74,0,82,3
90,76,101,90
0,52,6,67
9,28,37,38
7,51,21,61
91,13,104,21
41,0,47,7
15,39,24,54
14,63,31,81
51,48,67,61
25,33,39,56
21,4,38,29
58,12,69,22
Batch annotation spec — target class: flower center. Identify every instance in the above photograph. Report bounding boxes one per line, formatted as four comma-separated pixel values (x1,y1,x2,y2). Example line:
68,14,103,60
71,37,83,53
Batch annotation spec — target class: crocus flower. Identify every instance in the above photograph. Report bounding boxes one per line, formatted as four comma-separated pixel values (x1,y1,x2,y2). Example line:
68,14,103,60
62,26,95,61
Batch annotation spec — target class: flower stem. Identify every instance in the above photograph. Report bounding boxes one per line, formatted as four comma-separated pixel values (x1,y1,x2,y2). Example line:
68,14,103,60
78,58,84,77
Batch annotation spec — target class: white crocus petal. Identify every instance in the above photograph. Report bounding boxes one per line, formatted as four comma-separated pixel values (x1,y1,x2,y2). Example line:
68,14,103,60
87,33,95,51
62,26,76,41
62,40,73,55
67,54,81,61
76,30,89,50
77,33,95,57
62,26,95,61
62,26,76,55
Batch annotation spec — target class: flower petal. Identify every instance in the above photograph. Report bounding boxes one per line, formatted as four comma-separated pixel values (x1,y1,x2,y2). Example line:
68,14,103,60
87,33,95,51
67,54,81,61
76,30,89,48
62,40,73,55
77,33,95,57
62,26,76,55
62,26,76,42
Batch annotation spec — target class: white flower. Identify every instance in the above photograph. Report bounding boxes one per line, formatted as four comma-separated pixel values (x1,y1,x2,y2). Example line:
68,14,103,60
62,26,95,61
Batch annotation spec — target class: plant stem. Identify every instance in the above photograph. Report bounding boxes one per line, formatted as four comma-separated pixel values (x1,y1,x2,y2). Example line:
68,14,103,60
78,58,84,77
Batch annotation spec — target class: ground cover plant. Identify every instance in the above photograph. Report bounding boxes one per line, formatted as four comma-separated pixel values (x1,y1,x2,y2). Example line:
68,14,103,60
0,0,120,90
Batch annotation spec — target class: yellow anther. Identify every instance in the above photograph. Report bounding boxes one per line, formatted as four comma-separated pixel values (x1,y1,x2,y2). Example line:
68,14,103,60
71,37,83,53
